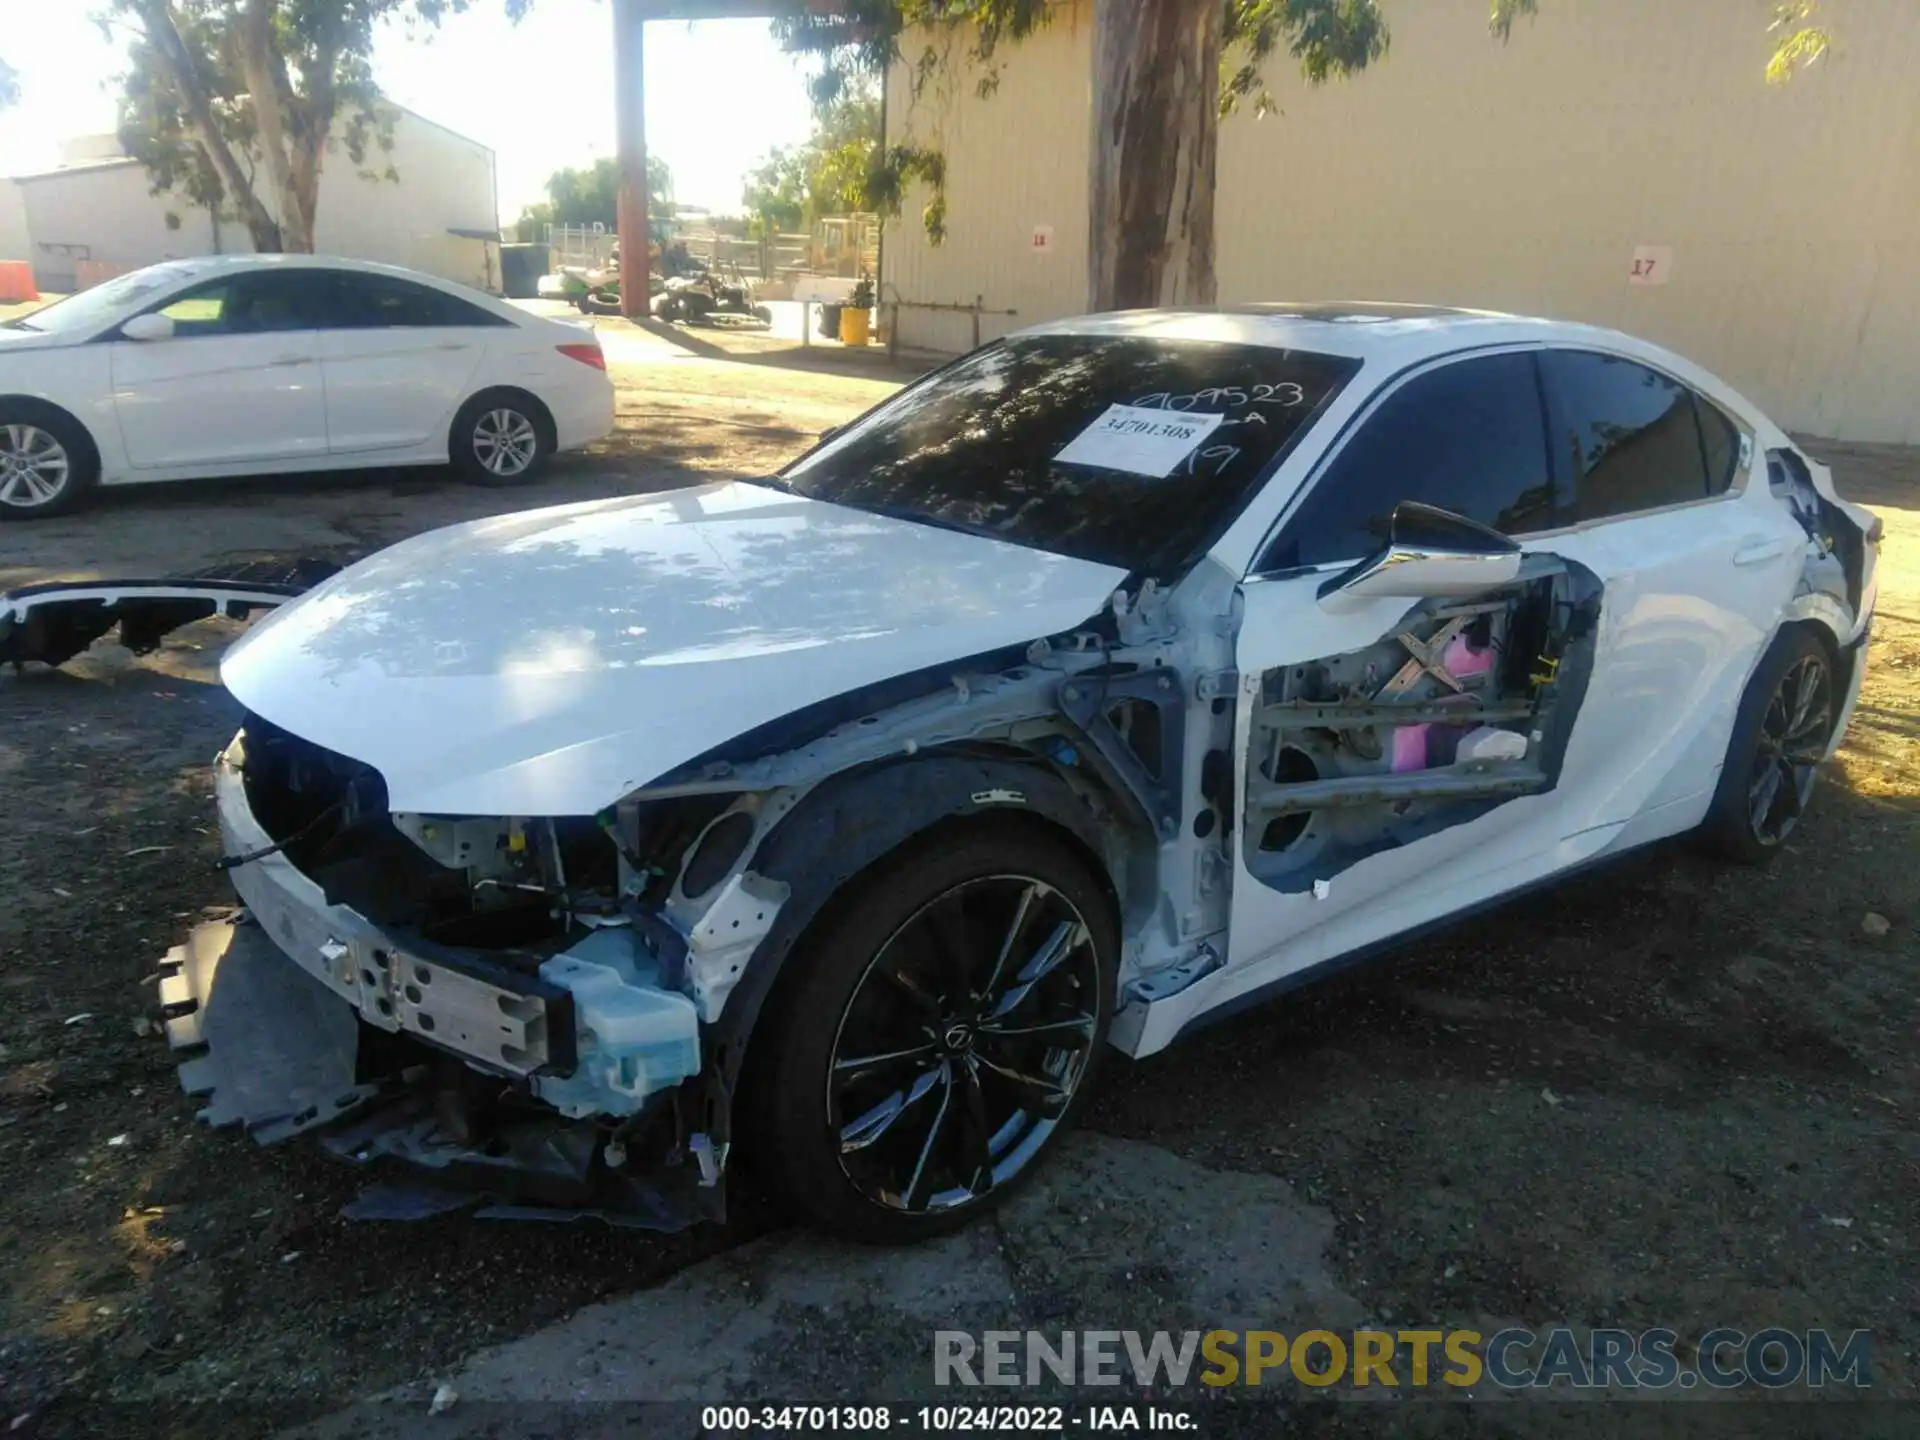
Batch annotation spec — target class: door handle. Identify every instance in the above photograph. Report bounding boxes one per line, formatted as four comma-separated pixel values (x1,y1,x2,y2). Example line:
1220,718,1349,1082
435,342,473,351
1732,536,1789,567
267,355,309,367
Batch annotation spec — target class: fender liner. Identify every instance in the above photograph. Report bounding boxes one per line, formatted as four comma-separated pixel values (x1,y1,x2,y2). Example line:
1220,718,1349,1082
702,756,1115,1089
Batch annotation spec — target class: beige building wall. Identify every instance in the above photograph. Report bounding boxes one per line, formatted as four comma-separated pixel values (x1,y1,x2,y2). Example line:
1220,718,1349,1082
882,0,1920,443
10,107,499,293
0,180,31,265
882,1,1094,354
313,107,501,291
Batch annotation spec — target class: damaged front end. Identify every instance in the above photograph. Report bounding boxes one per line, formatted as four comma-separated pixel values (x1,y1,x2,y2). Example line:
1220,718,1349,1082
173,717,762,1229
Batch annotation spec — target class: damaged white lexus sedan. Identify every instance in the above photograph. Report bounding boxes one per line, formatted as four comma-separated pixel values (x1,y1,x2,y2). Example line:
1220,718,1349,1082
175,305,1879,1243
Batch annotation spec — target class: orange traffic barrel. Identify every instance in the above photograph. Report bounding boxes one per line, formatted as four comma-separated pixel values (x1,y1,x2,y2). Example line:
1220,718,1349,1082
0,261,38,304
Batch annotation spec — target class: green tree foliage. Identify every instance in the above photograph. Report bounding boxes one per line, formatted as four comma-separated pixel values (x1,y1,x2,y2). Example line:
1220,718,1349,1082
517,154,672,238
741,80,882,241
110,1,526,254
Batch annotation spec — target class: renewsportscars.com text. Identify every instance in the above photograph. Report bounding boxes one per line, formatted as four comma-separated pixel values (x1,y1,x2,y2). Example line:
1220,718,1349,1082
933,1327,1872,1391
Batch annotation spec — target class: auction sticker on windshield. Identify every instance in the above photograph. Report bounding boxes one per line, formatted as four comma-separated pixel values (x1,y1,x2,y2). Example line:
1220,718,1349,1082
1054,403,1224,477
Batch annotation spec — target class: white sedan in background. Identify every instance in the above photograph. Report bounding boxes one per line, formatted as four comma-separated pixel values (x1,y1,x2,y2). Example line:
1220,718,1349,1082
0,254,615,518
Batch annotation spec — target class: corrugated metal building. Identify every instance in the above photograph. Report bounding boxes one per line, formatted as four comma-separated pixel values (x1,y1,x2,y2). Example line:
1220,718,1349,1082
3,104,500,294
882,0,1920,443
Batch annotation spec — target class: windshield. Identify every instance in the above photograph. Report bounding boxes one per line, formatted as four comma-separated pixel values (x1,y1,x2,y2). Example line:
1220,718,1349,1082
3,260,216,335
778,334,1360,575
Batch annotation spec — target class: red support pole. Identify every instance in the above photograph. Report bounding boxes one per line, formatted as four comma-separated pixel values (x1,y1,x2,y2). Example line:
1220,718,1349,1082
614,0,649,320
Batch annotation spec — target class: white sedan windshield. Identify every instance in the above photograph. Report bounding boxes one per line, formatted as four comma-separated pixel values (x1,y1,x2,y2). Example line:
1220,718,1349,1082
3,260,217,335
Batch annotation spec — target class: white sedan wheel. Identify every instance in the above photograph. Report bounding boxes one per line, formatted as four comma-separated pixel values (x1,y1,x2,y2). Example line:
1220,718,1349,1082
0,424,72,510
471,407,541,479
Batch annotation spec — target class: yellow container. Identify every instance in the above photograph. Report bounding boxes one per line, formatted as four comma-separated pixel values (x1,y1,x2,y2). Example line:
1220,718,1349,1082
839,306,872,346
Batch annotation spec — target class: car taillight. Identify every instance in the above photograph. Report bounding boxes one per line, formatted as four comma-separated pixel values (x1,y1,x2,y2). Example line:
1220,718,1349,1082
557,343,606,370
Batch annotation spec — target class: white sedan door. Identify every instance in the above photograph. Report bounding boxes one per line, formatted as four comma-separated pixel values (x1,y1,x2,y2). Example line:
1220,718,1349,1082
1218,347,1787,999
314,271,495,455
1526,348,1806,833
1221,349,1585,992
110,272,328,469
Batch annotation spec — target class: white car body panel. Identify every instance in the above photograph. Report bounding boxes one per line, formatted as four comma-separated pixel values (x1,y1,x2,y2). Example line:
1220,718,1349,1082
220,480,1129,815
0,253,614,487
317,325,487,454
111,330,329,467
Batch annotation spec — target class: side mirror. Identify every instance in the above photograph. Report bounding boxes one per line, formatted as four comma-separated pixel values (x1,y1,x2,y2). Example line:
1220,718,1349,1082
120,313,176,342
1318,501,1522,609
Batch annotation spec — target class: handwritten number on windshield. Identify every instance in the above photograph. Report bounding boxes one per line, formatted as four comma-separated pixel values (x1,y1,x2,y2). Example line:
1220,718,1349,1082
1132,382,1306,413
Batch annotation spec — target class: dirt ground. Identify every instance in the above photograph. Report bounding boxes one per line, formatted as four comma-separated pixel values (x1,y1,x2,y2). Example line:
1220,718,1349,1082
0,318,1914,1437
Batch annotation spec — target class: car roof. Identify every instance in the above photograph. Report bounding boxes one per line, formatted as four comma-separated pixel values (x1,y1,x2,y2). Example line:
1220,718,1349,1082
1019,302,1640,364
1013,301,1765,425
151,251,471,285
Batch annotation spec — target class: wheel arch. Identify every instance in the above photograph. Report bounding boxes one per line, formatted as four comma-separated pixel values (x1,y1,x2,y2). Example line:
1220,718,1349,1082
0,394,103,469
450,384,557,453
707,755,1131,1092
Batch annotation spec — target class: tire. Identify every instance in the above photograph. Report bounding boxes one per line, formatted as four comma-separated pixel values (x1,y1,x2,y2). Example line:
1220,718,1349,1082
748,824,1118,1244
1698,627,1837,864
449,391,553,486
0,407,99,520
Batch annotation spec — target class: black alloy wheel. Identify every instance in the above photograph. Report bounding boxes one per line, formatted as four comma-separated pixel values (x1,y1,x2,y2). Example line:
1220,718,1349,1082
1747,650,1833,848
750,828,1117,1243
829,874,1103,1215
1701,627,1838,864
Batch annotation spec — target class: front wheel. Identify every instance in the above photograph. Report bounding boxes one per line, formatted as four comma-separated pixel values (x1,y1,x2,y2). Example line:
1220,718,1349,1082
1699,627,1837,863
0,411,98,520
750,827,1117,1244
449,392,553,486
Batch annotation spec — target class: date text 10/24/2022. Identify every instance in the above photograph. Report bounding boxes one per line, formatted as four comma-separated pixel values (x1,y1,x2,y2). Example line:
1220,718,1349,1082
700,1406,1195,1432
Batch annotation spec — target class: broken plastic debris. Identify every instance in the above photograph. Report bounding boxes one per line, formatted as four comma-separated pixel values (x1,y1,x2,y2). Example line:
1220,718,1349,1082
1821,1215,1854,1229
1861,912,1891,937
63,1013,94,1026
1311,879,1331,900
1540,1087,1563,1107
106,1134,129,1147
429,1383,459,1416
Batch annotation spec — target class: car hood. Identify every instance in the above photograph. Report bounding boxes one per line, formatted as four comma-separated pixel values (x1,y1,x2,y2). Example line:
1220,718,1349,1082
221,481,1126,816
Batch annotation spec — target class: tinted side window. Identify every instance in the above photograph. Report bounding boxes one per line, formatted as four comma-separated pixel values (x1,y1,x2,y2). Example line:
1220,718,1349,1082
152,272,325,336
327,273,510,328
1696,396,1743,496
1262,352,1556,570
1542,351,1709,521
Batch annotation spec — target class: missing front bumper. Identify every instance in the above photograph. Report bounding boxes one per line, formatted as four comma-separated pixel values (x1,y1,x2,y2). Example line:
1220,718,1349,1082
190,735,716,1229
215,736,576,1080
162,916,716,1230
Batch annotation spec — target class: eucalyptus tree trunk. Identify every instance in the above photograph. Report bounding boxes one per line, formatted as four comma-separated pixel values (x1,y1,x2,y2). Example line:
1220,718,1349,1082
1088,0,1222,311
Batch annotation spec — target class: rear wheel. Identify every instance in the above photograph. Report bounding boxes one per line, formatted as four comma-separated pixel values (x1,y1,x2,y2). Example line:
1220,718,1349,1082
0,410,98,520
750,827,1117,1244
1699,628,1836,863
449,391,553,486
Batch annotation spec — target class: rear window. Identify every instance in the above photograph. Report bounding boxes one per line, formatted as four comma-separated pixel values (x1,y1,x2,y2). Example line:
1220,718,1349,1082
1541,351,1711,521
777,335,1359,575
1696,396,1744,495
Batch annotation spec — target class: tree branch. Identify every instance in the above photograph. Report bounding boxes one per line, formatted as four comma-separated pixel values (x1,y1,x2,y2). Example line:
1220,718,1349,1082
128,0,281,249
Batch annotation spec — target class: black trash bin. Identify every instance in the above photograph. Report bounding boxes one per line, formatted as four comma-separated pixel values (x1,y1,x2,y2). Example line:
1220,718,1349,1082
817,302,844,339
500,244,550,300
